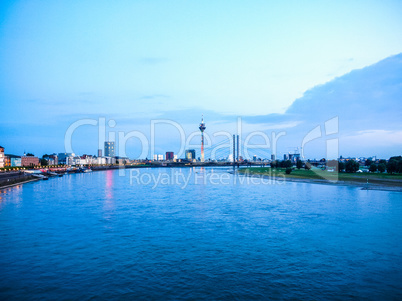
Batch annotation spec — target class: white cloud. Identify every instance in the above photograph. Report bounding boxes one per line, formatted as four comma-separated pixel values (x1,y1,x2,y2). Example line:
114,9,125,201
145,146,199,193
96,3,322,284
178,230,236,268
342,130,402,146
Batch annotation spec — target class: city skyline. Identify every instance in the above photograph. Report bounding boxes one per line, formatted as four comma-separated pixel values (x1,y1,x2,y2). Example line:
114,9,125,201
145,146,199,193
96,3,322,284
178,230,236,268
0,1,401,159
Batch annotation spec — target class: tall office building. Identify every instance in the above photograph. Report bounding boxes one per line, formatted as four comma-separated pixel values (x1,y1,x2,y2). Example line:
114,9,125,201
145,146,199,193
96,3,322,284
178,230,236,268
104,142,115,157
98,149,102,157
185,149,196,161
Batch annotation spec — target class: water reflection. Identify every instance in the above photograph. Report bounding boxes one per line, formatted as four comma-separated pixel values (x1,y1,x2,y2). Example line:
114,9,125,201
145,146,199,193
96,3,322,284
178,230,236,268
197,166,205,185
103,170,115,218
0,185,23,210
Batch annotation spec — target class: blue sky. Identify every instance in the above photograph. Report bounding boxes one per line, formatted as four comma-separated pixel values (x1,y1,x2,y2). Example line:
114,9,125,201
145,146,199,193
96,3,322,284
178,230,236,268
0,1,402,159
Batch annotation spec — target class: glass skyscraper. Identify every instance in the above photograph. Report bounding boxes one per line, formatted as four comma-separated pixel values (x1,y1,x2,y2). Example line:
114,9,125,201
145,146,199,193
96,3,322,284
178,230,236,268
185,149,196,161
104,141,115,157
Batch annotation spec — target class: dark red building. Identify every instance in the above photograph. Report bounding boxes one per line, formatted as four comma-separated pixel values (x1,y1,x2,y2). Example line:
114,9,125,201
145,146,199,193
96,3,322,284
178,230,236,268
166,152,174,161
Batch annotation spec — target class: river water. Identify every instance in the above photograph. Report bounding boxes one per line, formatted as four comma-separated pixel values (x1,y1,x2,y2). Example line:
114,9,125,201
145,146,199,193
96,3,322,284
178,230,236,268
0,167,401,300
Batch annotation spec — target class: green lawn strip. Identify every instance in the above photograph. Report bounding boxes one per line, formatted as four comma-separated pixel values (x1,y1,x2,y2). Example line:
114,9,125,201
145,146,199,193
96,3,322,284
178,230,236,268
238,167,402,187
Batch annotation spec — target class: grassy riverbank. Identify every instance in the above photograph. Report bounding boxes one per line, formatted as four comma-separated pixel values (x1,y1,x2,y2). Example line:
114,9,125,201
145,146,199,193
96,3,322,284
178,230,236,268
239,167,402,189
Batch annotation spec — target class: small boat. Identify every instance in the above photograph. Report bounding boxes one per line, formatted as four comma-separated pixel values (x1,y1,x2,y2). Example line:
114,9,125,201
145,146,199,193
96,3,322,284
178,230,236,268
83,169,92,173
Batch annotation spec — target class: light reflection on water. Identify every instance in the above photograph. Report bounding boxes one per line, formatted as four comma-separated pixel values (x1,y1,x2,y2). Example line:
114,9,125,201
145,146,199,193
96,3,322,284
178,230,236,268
0,167,401,300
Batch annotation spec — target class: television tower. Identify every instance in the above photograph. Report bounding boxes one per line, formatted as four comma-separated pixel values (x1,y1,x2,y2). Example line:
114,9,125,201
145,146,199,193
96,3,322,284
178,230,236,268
199,115,206,162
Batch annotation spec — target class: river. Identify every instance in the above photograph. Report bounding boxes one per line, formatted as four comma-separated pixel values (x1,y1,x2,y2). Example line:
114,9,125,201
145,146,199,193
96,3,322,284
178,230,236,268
0,167,401,299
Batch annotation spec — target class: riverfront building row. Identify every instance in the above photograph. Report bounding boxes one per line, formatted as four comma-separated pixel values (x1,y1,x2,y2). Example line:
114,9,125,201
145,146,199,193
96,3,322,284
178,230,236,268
58,153,123,166
0,142,131,168
0,146,41,167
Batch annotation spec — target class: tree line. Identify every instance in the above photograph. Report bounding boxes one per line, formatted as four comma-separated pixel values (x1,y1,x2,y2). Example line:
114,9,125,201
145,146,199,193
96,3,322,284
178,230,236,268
270,156,402,174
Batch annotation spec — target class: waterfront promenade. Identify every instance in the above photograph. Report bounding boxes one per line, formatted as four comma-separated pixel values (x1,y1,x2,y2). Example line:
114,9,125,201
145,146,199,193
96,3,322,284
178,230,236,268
0,171,38,189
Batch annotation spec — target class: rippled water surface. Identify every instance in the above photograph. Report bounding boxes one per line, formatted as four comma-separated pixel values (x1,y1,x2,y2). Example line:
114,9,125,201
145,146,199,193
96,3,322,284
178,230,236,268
1,167,401,300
